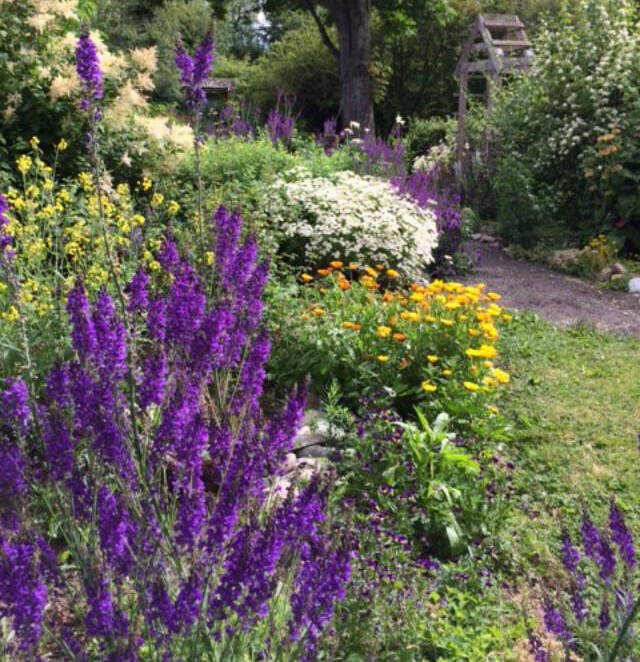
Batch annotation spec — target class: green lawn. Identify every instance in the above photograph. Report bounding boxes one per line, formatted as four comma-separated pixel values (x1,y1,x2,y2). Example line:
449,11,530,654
497,312,640,572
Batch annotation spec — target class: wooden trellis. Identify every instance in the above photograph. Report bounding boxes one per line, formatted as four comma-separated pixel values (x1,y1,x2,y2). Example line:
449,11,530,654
455,14,534,166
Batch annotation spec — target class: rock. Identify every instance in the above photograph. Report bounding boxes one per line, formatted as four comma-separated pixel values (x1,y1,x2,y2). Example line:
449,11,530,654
611,262,627,275
598,267,613,282
549,248,581,271
629,277,640,294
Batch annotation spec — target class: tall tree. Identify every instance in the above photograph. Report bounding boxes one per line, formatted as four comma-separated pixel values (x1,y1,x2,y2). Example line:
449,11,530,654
262,0,457,131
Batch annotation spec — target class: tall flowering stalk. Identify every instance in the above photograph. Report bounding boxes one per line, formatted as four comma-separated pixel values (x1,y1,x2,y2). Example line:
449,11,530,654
531,502,639,662
0,207,350,661
175,32,215,262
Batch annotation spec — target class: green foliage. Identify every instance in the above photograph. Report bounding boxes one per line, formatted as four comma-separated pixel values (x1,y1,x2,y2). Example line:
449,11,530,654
491,0,640,249
267,269,512,425
405,116,457,168
241,14,339,131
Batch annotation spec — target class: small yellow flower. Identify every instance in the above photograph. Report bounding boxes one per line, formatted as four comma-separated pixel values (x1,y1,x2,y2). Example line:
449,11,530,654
487,405,499,415
491,368,510,384
440,318,454,327
502,313,513,322
312,308,326,317
376,355,389,363
465,344,497,359
57,138,68,151
330,260,343,269
150,192,164,208
468,328,480,337
342,321,361,331
167,200,180,215
16,155,32,174
376,325,392,338
421,380,437,393
29,136,40,148
386,269,399,278
463,381,479,392
364,266,378,278
426,355,438,363
2,305,20,323
487,292,502,301
140,176,152,191
442,369,453,377
301,273,314,282
205,251,214,266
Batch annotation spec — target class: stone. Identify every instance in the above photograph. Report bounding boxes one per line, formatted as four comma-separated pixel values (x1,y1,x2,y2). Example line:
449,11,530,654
597,267,613,282
611,262,627,275
629,277,640,294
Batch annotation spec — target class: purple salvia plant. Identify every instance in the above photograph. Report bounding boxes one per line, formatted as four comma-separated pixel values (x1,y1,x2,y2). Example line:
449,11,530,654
175,32,214,114
0,206,350,661
609,499,636,568
75,33,103,114
266,91,297,145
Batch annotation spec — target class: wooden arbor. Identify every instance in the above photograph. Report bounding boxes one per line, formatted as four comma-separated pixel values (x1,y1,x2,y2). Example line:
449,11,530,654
455,14,534,166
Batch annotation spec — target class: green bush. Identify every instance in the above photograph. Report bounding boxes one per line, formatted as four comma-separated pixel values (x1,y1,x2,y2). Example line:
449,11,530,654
406,116,456,168
491,0,640,249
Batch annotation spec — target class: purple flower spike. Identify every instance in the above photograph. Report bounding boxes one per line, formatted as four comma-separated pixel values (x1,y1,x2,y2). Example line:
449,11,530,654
609,499,636,568
543,599,572,644
75,33,103,112
561,529,581,574
175,33,215,113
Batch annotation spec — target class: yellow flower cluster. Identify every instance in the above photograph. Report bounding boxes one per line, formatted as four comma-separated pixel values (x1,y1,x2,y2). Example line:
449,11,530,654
299,264,512,405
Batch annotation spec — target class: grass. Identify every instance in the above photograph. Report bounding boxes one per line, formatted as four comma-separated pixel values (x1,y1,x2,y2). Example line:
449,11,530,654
495,312,640,571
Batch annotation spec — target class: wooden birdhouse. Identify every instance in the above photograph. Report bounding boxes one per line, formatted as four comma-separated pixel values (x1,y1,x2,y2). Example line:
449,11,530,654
455,14,534,167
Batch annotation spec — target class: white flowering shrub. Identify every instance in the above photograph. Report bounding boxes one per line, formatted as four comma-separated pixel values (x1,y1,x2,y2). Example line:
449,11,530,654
492,0,640,247
263,171,438,278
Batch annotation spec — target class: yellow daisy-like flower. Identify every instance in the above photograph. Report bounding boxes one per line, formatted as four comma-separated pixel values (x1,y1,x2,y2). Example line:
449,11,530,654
426,355,438,363
167,200,180,215
29,136,40,148
386,269,399,278
57,138,68,151
465,344,497,359
376,325,392,338
491,368,510,384
487,292,502,301
376,355,389,363
421,381,437,393
440,319,455,327
150,192,164,208
442,369,453,377
300,274,314,282
463,381,479,392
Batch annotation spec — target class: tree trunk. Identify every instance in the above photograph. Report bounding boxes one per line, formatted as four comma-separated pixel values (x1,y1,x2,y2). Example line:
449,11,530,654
328,0,374,132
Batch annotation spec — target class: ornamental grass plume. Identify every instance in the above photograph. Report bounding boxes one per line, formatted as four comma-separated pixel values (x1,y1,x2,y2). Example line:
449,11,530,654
0,206,350,661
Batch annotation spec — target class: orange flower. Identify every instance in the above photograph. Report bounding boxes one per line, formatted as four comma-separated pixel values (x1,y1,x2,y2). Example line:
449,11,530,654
330,260,344,269
311,308,326,317
300,273,314,282
339,280,351,291
317,268,331,277
392,333,407,342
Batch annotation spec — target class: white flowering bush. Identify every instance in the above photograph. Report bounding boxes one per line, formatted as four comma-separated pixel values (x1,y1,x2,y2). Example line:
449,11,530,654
491,0,640,247
263,171,439,278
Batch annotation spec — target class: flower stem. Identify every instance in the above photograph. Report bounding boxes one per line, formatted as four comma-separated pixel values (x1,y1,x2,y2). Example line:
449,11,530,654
607,594,640,662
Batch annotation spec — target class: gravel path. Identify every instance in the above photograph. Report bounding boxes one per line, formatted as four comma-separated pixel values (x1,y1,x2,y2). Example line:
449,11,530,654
463,240,640,336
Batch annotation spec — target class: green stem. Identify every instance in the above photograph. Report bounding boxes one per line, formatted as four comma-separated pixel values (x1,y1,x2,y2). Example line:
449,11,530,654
607,594,640,662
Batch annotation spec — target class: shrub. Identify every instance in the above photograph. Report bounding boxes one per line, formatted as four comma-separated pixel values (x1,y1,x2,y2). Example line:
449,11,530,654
267,265,512,423
405,116,457,168
0,206,351,661
262,172,439,278
492,0,640,248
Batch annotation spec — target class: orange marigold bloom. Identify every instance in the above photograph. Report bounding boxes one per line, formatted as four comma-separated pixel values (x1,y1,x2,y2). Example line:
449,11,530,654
392,333,407,342
339,280,351,291
317,268,331,277
312,308,326,317
330,260,344,269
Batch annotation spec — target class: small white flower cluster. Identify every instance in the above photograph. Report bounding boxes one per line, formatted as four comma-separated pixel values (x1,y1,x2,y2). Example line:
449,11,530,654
263,171,439,278
413,142,453,174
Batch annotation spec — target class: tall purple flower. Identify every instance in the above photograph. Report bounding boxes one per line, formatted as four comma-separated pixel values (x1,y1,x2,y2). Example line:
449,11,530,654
75,33,103,112
609,499,636,568
175,33,215,113
0,194,13,254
